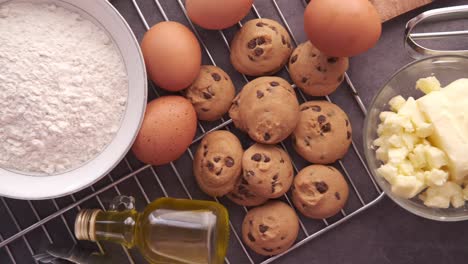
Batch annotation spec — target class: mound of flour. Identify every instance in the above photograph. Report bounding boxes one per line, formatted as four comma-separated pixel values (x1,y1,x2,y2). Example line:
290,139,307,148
0,2,128,174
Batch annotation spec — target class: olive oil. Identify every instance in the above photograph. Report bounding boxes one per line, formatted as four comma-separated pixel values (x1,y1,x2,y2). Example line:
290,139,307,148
75,196,229,264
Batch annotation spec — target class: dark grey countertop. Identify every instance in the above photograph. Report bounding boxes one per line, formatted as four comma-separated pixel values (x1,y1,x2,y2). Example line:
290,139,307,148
110,1,468,263
1,0,468,264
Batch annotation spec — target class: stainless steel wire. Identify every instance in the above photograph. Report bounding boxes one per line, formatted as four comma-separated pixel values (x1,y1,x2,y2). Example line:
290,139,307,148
0,1,384,263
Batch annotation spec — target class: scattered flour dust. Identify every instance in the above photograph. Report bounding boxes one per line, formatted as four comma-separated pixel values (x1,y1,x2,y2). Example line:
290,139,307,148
0,2,128,174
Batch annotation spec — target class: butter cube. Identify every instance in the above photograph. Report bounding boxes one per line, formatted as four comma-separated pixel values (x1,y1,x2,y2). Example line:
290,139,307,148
383,114,413,133
389,95,406,112
398,160,415,176
388,147,409,165
424,145,448,169
416,76,441,94
415,122,434,138
388,135,403,148
391,175,426,199
424,169,448,187
419,182,464,208
377,164,398,184
376,147,389,163
379,111,395,122
401,133,420,151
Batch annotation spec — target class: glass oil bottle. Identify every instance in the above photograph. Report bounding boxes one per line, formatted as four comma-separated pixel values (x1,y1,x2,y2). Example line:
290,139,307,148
75,196,229,264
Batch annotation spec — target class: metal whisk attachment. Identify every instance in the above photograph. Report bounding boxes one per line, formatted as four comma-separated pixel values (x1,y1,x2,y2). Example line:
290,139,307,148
405,5,468,58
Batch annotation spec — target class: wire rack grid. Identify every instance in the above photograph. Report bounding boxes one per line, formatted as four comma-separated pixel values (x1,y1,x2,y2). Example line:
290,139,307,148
0,0,385,263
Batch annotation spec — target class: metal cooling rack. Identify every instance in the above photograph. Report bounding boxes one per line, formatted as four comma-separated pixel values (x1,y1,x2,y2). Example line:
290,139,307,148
0,0,385,263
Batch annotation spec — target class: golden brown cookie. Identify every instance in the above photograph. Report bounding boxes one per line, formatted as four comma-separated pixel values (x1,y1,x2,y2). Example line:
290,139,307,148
292,165,349,219
229,77,299,144
230,18,292,76
193,131,243,197
292,101,352,164
227,177,269,207
184,65,236,121
289,41,348,96
242,201,299,256
241,144,293,199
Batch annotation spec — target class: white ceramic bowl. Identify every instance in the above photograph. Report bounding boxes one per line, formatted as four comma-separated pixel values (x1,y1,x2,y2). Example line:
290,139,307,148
0,0,147,199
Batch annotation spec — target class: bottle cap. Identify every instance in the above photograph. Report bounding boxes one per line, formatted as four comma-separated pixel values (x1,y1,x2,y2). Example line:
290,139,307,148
74,209,102,241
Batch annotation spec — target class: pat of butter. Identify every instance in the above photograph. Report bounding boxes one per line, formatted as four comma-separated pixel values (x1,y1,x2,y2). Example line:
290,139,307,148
417,79,468,183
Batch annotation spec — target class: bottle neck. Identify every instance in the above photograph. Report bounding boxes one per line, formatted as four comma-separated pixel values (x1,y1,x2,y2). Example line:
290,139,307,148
75,209,139,248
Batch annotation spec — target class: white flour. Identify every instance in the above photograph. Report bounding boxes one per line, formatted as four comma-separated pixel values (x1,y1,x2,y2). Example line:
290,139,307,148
0,2,128,174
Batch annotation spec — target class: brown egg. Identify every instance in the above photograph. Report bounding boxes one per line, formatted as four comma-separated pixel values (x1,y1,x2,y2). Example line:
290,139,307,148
304,0,381,57
186,0,254,30
132,96,197,166
141,21,201,91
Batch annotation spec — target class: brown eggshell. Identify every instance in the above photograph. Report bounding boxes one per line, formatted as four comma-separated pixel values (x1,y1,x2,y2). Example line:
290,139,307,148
132,96,197,166
304,0,381,57
186,0,254,30
141,21,201,91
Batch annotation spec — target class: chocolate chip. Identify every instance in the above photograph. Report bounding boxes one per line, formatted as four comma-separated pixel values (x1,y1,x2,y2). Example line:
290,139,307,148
281,35,286,45
315,181,329,193
262,248,274,253
241,177,249,185
254,48,264,56
270,81,279,86
215,168,223,176
247,39,257,49
327,166,335,171
316,66,326,72
203,144,208,149
337,75,344,82
201,108,209,112
304,138,310,146
327,57,338,64
280,236,286,240
256,90,264,98
225,157,234,167
287,42,291,49
268,25,277,33
203,150,208,157
322,123,331,133
277,247,282,250
347,131,352,139
300,106,309,111
257,37,266,45
271,184,276,193
318,115,326,123
251,153,262,161
202,92,212,99
213,156,221,162
302,203,307,208
264,155,270,162
211,73,221,81
272,174,279,180
263,133,271,141
290,54,298,64
246,170,255,177
248,232,256,242
256,22,265,27
259,224,269,233
311,53,317,57
345,119,349,127
301,77,308,84
249,220,253,225
335,192,341,200
311,105,321,112
207,161,214,171
248,55,255,61
224,76,228,80
280,158,285,163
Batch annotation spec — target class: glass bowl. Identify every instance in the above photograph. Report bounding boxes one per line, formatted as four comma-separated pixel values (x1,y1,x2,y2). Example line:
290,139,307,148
364,55,468,221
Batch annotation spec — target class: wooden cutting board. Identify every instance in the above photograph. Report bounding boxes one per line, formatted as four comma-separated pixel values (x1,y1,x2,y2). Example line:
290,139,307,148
370,0,433,22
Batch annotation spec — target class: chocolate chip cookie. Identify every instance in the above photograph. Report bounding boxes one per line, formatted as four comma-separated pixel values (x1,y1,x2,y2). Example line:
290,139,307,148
230,18,293,76
184,65,236,121
242,201,299,256
227,177,269,207
292,165,349,219
289,41,349,96
193,130,243,197
241,143,293,199
229,77,299,144
292,101,352,164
